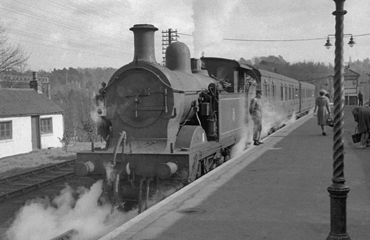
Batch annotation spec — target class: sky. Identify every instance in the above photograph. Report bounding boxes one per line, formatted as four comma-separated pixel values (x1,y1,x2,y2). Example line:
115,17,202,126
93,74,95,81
0,0,369,71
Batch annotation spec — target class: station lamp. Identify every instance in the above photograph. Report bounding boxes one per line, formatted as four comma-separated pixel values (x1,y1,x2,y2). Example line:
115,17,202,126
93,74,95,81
325,34,355,49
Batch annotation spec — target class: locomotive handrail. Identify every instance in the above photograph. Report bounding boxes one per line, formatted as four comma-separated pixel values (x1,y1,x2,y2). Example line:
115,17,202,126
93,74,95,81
112,131,127,166
105,66,207,94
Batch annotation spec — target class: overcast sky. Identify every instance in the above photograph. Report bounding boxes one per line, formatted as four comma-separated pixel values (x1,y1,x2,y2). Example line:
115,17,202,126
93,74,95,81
1,0,369,71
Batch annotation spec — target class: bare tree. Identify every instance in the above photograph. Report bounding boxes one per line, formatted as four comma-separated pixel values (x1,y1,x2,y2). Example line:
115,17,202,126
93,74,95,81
0,24,28,73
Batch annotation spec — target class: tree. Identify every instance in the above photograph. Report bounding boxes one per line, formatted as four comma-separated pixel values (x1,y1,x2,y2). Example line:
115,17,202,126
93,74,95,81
0,24,28,73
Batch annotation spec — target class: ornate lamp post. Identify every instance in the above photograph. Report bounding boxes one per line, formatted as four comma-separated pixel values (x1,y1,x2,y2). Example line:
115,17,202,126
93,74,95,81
327,0,351,239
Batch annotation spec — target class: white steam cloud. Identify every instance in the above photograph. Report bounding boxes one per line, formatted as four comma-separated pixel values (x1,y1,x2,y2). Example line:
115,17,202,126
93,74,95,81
90,100,104,126
6,181,133,240
192,0,240,58
231,99,297,157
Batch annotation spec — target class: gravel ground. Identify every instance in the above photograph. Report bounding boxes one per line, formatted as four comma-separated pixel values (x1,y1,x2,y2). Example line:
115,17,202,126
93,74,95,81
0,141,105,179
0,141,103,239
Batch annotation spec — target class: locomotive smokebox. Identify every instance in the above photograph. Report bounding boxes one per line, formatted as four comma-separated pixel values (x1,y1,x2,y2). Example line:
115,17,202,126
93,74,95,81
130,24,158,64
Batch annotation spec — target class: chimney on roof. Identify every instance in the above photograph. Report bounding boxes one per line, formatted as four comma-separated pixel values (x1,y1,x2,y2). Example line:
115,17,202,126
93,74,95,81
29,72,38,92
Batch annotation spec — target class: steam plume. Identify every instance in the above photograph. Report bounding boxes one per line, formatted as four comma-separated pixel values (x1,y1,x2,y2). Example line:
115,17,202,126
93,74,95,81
231,99,297,157
192,0,240,58
5,181,133,240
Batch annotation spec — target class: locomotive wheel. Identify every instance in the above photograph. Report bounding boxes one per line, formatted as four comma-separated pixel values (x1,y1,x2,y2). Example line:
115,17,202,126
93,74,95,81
216,156,225,166
195,162,202,179
223,148,231,162
205,158,216,172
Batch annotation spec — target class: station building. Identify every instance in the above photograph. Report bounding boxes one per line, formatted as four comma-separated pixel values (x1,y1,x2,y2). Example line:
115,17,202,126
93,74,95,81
312,68,370,106
0,74,64,159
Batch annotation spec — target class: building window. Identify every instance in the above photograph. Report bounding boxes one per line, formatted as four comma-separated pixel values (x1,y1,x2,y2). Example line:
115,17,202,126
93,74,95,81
40,118,53,134
0,121,12,140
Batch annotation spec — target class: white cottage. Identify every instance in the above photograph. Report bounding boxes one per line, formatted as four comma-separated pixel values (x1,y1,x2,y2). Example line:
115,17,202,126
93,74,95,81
0,88,64,158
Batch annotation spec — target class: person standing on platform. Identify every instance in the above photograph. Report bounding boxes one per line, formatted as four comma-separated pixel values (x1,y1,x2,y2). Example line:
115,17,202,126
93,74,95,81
351,106,370,148
324,91,330,102
358,91,363,106
250,89,263,145
313,89,331,136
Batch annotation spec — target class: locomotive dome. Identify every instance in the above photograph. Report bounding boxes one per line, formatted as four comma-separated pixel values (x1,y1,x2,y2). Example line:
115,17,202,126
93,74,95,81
166,42,192,73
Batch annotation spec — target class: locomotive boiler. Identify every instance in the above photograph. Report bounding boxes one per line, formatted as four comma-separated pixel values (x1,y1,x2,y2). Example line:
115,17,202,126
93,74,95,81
74,24,249,211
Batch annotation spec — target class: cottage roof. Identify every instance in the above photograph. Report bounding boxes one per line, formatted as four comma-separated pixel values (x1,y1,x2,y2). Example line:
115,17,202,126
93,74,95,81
344,68,360,77
0,89,63,117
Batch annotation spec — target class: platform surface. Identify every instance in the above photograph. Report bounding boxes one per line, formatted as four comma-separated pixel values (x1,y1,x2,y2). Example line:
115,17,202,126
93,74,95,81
100,106,370,240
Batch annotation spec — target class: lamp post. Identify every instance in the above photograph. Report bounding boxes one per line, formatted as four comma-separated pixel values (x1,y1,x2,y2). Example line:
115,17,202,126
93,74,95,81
326,0,351,239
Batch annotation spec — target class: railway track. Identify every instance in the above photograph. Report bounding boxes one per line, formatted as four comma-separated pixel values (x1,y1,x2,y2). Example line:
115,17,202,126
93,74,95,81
0,159,76,203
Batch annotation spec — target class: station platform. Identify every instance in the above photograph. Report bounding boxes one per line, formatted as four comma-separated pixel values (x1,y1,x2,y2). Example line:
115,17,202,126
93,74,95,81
100,106,370,240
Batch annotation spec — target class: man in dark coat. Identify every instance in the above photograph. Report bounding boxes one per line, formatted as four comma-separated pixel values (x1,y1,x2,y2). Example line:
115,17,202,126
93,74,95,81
352,106,370,147
358,91,363,106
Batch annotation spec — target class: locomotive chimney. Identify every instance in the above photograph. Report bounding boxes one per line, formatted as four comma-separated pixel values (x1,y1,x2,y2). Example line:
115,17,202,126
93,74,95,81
130,24,158,64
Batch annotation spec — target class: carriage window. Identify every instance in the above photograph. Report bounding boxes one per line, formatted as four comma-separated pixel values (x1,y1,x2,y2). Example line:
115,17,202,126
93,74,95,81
281,84,284,101
264,83,268,97
272,83,276,100
295,88,298,99
285,85,288,100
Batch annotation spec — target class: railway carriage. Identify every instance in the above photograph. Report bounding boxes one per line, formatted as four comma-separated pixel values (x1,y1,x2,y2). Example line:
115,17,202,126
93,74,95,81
201,58,315,123
299,81,315,114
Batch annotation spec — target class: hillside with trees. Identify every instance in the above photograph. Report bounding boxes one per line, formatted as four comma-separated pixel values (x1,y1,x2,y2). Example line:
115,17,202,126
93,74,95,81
240,55,335,83
2,57,370,142
35,67,116,141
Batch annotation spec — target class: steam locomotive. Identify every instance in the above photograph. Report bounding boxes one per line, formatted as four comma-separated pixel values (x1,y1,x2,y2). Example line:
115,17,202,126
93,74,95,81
74,24,315,212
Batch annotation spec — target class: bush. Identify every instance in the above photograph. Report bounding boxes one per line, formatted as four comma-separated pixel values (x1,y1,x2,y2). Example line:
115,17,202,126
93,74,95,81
58,130,74,152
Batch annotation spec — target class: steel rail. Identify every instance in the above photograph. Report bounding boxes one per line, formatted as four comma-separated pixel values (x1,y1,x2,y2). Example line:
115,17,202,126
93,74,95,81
0,159,76,202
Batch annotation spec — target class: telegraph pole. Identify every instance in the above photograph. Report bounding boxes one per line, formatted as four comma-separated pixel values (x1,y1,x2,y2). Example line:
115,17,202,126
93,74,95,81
162,28,179,65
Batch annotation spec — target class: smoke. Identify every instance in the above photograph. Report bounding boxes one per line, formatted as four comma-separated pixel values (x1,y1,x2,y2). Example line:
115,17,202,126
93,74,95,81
260,101,295,137
192,0,240,58
231,99,297,157
104,161,116,183
90,101,104,126
230,123,253,157
149,181,183,207
6,181,132,240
